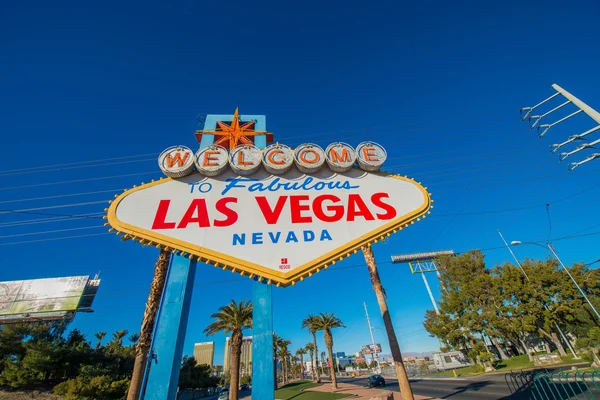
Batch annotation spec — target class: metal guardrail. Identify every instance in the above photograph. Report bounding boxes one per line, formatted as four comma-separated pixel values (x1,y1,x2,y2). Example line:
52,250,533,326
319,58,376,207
505,369,600,399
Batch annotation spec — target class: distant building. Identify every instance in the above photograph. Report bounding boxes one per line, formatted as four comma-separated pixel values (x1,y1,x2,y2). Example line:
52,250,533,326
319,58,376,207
403,356,417,363
193,342,215,367
304,361,313,373
334,351,346,358
223,336,252,376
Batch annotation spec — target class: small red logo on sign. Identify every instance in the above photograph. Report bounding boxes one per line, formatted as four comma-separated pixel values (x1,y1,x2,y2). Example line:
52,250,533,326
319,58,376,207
279,258,290,270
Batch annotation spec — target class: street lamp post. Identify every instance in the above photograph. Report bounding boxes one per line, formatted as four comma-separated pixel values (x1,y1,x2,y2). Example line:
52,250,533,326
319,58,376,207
498,231,579,359
510,240,600,321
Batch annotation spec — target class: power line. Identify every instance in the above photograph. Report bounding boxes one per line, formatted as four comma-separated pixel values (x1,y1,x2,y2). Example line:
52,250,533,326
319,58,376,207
1,112,508,176
0,142,544,208
0,158,156,178
0,152,158,174
0,171,157,191
0,232,111,246
0,210,104,220
0,225,104,239
0,213,105,228
0,189,123,204
0,200,109,215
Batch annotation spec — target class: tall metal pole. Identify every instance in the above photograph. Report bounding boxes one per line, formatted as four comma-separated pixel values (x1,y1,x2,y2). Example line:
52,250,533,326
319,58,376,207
546,243,600,321
498,231,579,359
420,268,440,315
363,302,381,372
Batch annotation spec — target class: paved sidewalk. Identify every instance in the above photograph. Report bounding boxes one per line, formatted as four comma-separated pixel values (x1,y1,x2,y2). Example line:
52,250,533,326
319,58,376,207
307,382,438,399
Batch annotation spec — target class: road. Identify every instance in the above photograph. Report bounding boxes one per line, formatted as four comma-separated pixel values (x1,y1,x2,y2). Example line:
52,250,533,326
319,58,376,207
339,368,600,400
339,375,513,399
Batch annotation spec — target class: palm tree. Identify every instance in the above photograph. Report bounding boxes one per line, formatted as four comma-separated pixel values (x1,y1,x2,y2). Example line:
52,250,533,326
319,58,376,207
94,331,106,350
273,333,282,389
213,365,224,376
301,314,321,380
112,329,128,347
314,313,345,389
128,333,140,346
204,300,252,400
291,356,299,379
295,348,307,379
276,337,291,385
128,249,171,400
304,343,316,380
362,244,414,400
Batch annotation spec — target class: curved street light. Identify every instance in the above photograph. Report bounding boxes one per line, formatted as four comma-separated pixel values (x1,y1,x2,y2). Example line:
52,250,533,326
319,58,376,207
510,240,600,321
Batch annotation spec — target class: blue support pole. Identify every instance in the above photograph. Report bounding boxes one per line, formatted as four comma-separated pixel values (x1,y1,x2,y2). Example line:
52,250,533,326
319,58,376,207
143,111,272,399
252,279,274,398
144,255,197,400
251,116,274,400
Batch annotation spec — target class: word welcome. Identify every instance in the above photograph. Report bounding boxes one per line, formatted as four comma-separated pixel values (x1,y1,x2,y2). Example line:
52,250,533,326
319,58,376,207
158,141,387,178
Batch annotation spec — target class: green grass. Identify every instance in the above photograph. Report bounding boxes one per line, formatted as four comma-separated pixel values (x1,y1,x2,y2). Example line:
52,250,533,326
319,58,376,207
274,381,351,399
426,353,592,377
427,365,483,377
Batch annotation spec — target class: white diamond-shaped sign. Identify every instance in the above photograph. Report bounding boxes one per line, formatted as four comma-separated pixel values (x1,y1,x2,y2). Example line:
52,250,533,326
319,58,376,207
107,167,431,286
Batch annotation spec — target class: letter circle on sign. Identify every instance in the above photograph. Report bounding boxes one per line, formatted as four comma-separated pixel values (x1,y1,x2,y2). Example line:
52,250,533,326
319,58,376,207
195,145,229,176
294,143,326,173
158,145,195,178
325,142,357,173
229,144,262,176
356,141,387,172
263,143,294,175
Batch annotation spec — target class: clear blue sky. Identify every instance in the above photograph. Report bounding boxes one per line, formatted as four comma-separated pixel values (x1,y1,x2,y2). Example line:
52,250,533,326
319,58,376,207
1,0,600,365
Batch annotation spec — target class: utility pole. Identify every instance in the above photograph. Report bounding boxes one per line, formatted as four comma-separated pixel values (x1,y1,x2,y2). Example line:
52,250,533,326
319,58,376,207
418,263,440,315
520,83,600,171
363,302,381,373
497,231,580,359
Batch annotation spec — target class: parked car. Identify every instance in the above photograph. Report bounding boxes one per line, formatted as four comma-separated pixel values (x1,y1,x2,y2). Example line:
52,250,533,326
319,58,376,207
218,388,229,399
367,375,386,388
240,384,250,391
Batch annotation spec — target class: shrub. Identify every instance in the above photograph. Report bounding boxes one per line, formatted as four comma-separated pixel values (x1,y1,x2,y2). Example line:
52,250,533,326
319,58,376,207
54,375,129,399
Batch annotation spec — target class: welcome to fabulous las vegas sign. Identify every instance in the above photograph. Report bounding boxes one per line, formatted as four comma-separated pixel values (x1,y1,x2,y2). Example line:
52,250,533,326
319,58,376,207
105,110,432,287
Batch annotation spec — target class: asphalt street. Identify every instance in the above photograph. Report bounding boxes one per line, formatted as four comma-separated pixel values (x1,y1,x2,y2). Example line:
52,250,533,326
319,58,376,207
339,375,512,399
339,369,600,400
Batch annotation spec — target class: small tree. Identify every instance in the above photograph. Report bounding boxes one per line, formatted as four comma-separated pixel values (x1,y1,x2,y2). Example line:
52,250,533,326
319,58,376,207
204,300,252,400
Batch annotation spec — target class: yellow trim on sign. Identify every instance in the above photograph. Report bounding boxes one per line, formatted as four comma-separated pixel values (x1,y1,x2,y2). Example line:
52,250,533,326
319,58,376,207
106,170,432,287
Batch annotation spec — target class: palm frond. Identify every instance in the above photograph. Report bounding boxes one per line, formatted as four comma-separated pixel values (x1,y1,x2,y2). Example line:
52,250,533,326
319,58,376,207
204,299,253,336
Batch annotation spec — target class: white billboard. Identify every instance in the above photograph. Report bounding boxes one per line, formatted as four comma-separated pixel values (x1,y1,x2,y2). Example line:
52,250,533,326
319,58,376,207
361,344,382,354
0,276,89,321
108,165,430,286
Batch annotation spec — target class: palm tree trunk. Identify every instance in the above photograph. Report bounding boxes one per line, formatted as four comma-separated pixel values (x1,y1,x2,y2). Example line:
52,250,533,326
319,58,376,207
273,358,278,390
300,354,304,379
362,245,414,400
229,331,243,400
491,336,509,360
551,331,567,357
312,332,320,379
519,336,533,362
309,353,315,381
323,330,338,389
127,249,171,400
